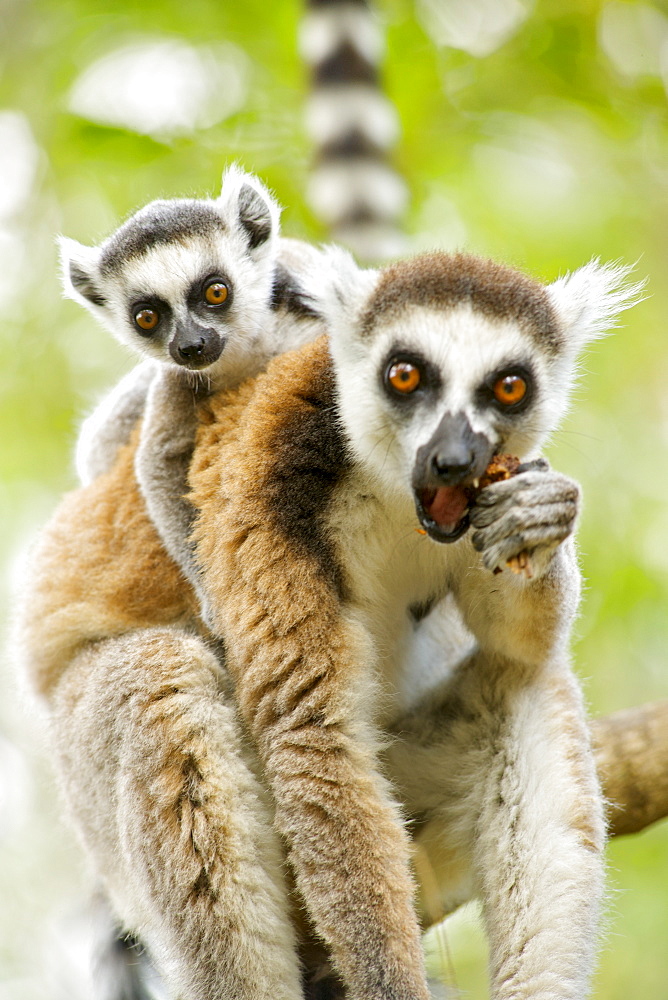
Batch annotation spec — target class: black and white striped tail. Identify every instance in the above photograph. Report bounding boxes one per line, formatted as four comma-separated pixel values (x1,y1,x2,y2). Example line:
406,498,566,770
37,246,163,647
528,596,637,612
300,0,408,263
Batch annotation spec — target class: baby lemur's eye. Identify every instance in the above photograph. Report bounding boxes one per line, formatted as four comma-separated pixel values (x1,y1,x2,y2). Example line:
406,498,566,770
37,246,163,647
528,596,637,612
386,361,422,395
493,374,527,406
204,280,229,306
134,307,160,334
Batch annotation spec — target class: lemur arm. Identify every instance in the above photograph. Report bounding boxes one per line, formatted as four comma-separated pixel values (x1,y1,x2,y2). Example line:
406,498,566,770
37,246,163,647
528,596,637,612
455,464,583,666
134,366,211,619
447,462,668,837
443,465,605,999
187,339,432,1000
76,360,156,485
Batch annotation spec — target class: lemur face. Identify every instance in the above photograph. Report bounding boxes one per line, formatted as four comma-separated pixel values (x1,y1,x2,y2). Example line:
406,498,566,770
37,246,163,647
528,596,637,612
374,304,549,541
89,220,243,371
325,250,641,544
59,167,280,377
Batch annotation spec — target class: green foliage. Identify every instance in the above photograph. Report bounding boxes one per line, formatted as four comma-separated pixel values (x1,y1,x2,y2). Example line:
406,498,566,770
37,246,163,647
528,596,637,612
1,0,666,995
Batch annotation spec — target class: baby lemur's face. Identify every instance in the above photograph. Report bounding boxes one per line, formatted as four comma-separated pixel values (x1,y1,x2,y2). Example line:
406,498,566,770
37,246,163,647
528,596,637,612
325,250,640,543
59,167,280,379
90,215,256,371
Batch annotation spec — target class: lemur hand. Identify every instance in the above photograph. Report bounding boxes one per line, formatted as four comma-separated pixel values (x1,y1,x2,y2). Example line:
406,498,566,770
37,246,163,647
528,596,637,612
469,459,580,579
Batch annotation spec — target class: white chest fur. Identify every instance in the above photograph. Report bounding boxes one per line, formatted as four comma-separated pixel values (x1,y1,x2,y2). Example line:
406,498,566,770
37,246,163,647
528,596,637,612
329,469,476,721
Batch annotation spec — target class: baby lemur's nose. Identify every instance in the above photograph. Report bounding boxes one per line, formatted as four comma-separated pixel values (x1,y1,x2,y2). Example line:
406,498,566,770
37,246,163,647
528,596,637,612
178,338,206,361
169,323,223,368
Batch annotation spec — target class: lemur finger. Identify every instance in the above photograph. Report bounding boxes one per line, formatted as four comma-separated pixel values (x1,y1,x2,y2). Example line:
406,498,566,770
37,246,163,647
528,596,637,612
473,471,579,510
470,502,576,547
478,524,571,572
516,456,550,474
473,517,573,557
470,493,578,529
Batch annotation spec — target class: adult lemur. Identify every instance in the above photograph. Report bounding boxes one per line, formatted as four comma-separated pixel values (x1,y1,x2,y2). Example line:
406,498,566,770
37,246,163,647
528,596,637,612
17,237,639,998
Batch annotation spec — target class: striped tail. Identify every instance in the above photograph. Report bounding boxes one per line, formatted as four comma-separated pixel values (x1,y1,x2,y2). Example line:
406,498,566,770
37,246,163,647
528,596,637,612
300,0,408,263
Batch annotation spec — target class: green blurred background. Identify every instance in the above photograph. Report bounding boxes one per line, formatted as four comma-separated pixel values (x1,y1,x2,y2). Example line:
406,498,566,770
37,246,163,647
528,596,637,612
1,0,667,996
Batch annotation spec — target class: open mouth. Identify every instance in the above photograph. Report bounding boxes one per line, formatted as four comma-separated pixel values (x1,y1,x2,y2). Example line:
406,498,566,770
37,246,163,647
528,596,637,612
414,484,475,543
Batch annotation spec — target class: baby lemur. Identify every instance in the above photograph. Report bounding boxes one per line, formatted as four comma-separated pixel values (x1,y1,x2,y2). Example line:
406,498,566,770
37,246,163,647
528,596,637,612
17,241,638,999
60,165,325,599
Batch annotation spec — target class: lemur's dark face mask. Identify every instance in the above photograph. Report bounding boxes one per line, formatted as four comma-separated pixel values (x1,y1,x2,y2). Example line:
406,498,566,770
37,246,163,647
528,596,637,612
411,412,493,543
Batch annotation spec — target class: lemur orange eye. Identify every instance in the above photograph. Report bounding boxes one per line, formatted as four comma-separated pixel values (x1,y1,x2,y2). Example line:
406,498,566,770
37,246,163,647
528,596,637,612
204,280,229,306
387,361,421,394
493,374,527,406
134,308,159,332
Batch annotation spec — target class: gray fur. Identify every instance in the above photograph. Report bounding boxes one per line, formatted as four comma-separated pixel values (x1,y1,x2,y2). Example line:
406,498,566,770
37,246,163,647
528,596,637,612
66,170,329,490
470,467,580,575
58,165,284,376
133,367,208,616
237,183,274,249
48,629,303,1000
50,183,642,997
76,361,156,486
152,249,637,998
99,201,227,278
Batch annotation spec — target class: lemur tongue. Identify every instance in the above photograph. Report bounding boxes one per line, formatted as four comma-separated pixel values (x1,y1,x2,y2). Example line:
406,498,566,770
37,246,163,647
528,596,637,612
421,486,469,530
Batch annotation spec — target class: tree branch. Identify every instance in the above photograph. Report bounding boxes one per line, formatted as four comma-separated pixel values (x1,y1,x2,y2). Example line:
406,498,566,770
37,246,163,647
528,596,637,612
591,699,668,838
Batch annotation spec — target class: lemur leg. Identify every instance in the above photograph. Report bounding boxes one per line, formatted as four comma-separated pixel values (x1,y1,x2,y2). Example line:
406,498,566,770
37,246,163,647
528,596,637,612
386,648,605,1000
202,593,432,1000
49,627,302,1000
76,360,156,486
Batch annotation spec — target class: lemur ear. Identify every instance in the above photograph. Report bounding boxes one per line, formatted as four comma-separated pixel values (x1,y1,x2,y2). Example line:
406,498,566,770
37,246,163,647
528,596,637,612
546,260,646,353
215,164,281,255
58,236,106,308
311,244,380,340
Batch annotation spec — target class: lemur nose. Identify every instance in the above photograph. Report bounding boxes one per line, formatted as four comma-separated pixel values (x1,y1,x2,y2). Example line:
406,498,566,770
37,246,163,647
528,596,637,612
178,338,206,361
431,448,474,482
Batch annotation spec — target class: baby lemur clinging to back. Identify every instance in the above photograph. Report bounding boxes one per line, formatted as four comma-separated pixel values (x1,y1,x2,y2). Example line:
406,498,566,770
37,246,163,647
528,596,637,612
59,165,326,599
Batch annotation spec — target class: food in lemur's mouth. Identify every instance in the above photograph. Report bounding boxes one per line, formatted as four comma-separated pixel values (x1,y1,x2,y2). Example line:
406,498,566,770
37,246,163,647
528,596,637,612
472,453,522,492
417,453,531,576
467,454,532,577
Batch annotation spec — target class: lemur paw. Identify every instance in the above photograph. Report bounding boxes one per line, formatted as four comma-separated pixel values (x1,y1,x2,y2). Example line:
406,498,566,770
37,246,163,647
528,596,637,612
469,463,580,579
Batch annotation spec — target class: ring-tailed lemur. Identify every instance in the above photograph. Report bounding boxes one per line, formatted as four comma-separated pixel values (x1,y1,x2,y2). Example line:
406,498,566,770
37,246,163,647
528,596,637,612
184,249,641,1000
16,243,639,997
60,165,326,600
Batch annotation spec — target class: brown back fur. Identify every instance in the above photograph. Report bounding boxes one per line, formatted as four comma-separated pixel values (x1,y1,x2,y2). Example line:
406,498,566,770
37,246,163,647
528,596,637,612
21,425,200,699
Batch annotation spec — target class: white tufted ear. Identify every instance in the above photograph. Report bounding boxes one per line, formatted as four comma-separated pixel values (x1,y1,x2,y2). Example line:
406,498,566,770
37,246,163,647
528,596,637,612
546,259,646,355
311,244,380,343
57,236,106,309
215,164,281,259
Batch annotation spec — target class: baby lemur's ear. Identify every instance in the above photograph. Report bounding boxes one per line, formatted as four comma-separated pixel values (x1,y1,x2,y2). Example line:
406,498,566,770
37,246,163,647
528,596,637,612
215,164,281,258
546,259,646,355
58,236,106,309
